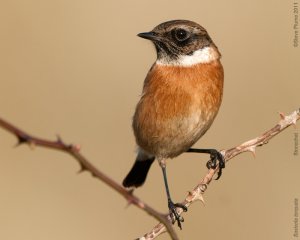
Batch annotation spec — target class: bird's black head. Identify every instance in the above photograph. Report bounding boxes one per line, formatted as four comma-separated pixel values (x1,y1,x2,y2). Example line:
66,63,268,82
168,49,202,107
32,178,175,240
138,20,218,65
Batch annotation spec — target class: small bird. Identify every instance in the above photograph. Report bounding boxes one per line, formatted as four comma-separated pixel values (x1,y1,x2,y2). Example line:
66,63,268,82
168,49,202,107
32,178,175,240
123,20,225,228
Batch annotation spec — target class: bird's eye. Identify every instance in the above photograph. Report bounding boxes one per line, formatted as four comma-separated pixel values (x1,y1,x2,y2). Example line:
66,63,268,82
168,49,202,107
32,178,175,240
173,28,189,42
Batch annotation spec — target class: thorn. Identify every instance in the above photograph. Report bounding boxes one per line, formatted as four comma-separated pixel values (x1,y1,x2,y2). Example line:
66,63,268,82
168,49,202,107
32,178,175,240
71,144,81,152
198,194,205,205
56,134,63,144
74,144,81,151
125,199,134,209
187,191,193,197
278,111,285,120
125,190,135,208
125,201,132,209
292,118,297,126
28,141,36,150
15,134,28,147
77,164,88,174
191,189,205,204
249,146,256,158
14,141,22,148
186,191,194,203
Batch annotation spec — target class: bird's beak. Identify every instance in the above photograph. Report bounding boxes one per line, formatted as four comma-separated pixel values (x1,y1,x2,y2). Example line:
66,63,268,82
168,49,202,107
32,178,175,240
137,31,160,41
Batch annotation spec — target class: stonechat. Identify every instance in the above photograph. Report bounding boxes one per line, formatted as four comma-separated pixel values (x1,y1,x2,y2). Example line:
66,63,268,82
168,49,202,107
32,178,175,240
123,20,225,229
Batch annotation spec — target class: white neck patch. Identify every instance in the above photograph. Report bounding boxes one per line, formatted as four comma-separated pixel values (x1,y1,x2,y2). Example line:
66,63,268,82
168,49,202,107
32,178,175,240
156,46,220,67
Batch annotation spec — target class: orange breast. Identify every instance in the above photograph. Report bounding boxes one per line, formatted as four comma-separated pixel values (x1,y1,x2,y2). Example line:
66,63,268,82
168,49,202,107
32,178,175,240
133,60,224,158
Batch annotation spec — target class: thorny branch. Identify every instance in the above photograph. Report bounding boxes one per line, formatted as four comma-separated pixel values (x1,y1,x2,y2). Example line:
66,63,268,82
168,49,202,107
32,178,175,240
138,109,300,240
0,117,179,240
0,108,299,240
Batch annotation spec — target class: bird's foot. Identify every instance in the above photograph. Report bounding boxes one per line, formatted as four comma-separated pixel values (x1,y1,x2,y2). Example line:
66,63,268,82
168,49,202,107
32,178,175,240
168,199,187,229
206,149,225,180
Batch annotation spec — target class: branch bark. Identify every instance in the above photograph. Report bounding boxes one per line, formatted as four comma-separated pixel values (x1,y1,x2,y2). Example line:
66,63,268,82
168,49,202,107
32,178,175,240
138,109,300,239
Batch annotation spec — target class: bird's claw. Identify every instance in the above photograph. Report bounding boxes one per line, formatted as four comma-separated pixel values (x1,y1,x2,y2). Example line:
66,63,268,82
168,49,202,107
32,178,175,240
206,150,225,180
168,200,187,229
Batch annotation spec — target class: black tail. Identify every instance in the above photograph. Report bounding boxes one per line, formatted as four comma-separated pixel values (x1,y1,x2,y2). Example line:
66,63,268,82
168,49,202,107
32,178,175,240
122,158,155,188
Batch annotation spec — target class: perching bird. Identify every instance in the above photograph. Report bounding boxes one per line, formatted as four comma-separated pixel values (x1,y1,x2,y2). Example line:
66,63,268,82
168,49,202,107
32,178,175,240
123,20,225,229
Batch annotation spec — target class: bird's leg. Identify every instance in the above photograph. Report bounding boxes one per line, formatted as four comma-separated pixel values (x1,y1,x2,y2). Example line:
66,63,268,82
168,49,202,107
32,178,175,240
159,159,187,230
186,148,225,179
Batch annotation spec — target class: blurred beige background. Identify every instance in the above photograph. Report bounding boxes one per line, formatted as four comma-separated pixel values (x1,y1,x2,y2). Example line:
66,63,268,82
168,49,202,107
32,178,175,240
0,0,299,239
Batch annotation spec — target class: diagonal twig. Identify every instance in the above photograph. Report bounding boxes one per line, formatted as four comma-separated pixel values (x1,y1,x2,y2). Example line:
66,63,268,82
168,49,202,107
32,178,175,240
0,117,179,240
139,108,300,239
